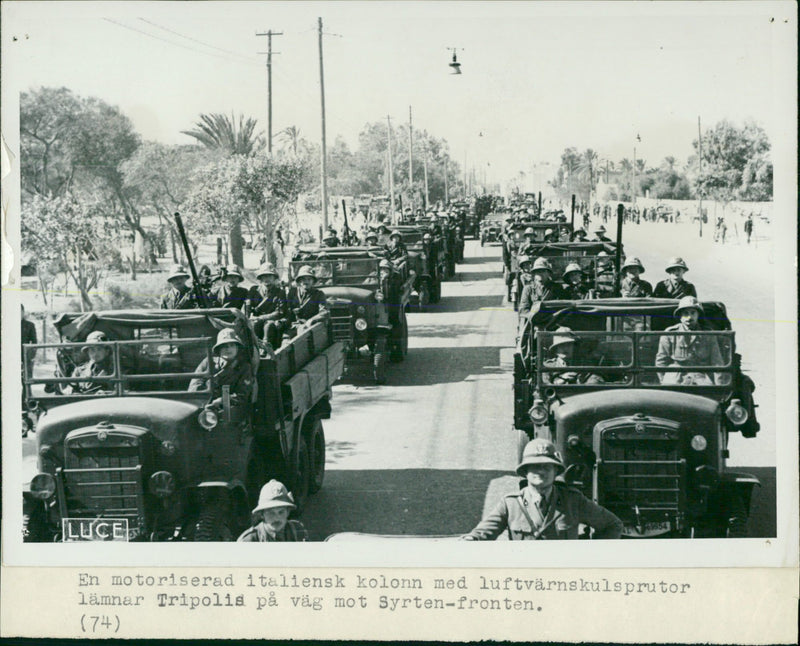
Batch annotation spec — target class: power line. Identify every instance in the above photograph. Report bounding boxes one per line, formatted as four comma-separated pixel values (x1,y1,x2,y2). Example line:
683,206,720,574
138,17,255,62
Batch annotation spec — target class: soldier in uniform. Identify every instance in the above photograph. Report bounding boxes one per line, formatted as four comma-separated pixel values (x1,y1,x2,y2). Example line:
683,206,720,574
518,227,538,257
384,230,409,266
210,265,249,310
237,480,308,542
248,263,289,349
543,228,558,243
571,227,588,242
462,438,623,540
560,263,593,300
322,229,340,248
653,257,697,299
620,257,653,297
160,265,198,310
593,251,616,297
518,258,563,317
365,231,379,246
655,296,726,385
188,328,254,408
590,224,611,242
541,327,607,385
72,331,115,394
286,265,329,325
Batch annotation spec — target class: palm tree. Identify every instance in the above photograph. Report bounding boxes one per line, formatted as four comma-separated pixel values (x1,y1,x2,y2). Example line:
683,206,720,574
577,148,599,199
181,113,264,156
279,126,301,155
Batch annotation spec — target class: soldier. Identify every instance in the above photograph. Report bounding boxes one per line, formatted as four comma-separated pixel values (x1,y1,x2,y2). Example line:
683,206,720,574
590,224,611,242
237,480,308,542
620,257,653,297
188,328,254,408
541,327,606,385
72,331,115,394
744,214,754,244
322,229,340,248
160,265,198,310
571,227,588,242
560,263,593,300
384,230,409,266
653,257,697,299
543,228,558,243
518,227,538,256
517,255,534,289
286,265,329,325
462,438,622,540
656,296,726,385
210,265,249,310
518,258,563,317
364,230,379,246
248,263,289,350
420,231,439,280
593,251,616,297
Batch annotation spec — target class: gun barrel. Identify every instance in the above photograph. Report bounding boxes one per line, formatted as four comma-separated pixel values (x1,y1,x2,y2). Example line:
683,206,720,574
174,212,211,308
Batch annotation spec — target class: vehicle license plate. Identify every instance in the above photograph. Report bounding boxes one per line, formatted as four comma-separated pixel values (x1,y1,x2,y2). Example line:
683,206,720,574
62,518,130,542
622,521,671,537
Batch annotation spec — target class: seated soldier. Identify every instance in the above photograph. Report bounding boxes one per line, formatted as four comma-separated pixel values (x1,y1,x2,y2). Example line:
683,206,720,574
210,265,249,310
620,257,653,297
384,230,409,266
593,251,616,297
561,263,594,300
541,327,605,385
286,265,329,328
653,257,697,299
518,258,563,317
72,331,115,394
188,328,254,409
248,263,289,350
160,265,199,310
655,297,727,385
322,229,340,248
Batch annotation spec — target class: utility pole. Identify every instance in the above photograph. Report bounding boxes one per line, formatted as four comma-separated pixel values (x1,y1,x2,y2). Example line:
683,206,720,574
317,18,329,230
463,152,467,197
423,147,429,209
444,155,449,204
697,116,703,237
387,116,395,223
256,29,283,153
632,146,637,205
408,106,413,211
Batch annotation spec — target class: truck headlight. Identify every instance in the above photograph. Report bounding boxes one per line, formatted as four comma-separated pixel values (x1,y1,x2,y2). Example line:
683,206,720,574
354,318,368,331
356,305,366,315
198,408,218,430
690,435,708,451
725,399,748,426
149,471,176,498
528,400,548,424
30,473,56,500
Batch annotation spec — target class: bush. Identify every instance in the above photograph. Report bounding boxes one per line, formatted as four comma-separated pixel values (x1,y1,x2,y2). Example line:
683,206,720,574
106,285,135,309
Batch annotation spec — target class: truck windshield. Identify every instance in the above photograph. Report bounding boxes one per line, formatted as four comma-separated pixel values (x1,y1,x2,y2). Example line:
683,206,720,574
290,258,380,287
536,330,734,388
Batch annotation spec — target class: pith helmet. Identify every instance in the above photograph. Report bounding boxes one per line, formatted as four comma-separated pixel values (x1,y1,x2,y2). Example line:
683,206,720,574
550,326,576,351
573,227,587,237
622,257,645,273
167,265,190,282
563,262,584,276
389,229,402,240
252,480,296,515
674,296,704,317
518,255,533,268
665,257,689,272
213,327,245,352
225,265,244,281
516,438,565,476
256,263,279,279
295,265,317,281
81,330,109,352
523,227,535,236
593,224,607,233
365,231,379,241
544,228,554,236
532,257,553,272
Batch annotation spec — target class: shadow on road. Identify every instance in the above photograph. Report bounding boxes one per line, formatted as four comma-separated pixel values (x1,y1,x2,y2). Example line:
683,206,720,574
408,323,494,339
302,468,509,540
459,254,499,266
428,293,505,313
456,270,501,282
389,345,506,386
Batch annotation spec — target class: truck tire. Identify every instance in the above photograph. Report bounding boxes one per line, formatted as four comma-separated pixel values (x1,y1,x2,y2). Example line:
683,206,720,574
373,337,387,384
194,491,234,542
419,283,430,310
307,418,326,494
23,501,50,542
292,434,311,512
22,415,32,438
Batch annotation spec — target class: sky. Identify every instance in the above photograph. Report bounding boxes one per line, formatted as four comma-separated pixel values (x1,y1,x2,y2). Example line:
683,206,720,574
2,1,793,187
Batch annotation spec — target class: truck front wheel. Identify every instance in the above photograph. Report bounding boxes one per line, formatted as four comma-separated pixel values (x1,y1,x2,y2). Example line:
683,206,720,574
291,434,311,512
194,490,234,542
307,418,326,494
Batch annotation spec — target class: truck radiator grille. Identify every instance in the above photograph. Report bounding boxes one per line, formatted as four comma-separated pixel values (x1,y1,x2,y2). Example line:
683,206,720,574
597,435,685,518
329,306,352,342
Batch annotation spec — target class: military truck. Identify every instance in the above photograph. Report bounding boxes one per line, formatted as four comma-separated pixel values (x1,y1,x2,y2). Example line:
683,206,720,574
289,246,414,383
513,299,760,538
22,308,344,542
390,224,442,308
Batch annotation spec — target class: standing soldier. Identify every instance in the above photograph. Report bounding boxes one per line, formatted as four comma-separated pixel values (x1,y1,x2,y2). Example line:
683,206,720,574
560,263,593,300
160,265,198,310
210,265,249,310
248,263,289,350
653,257,697,299
744,214,754,244
384,230,409,266
518,258,563,317
620,257,653,297
462,438,623,540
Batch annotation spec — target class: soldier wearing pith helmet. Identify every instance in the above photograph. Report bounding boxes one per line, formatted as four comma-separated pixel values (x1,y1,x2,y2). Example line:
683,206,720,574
620,257,653,297
463,439,623,540
211,264,249,310
561,262,593,299
653,257,697,299
160,265,197,310
237,480,308,542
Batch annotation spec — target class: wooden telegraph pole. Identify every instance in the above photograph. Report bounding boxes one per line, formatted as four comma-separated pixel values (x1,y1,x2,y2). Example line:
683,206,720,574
408,106,413,211
318,18,329,230
256,29,283,153
697,116,703,237
387,116,395,223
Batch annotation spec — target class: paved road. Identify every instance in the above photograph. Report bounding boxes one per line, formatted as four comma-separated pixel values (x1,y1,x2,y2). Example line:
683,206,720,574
302,236,776,541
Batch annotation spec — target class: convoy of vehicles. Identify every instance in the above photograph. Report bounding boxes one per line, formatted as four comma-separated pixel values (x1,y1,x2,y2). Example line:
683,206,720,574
391,225,443,306
514,298,760,538
22,308,345,542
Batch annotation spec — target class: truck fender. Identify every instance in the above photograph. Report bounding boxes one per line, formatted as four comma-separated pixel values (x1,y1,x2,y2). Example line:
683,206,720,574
195,480,249,517
718,472,761,516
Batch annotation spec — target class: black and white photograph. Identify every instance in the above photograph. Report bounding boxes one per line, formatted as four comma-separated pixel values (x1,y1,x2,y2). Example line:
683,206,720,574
1,1,797,641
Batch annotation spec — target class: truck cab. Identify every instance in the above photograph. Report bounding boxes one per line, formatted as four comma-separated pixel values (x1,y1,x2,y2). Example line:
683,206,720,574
514,299,760,538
